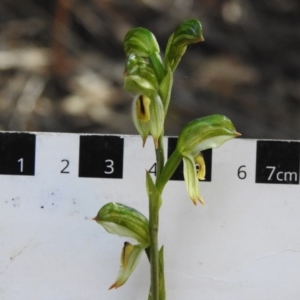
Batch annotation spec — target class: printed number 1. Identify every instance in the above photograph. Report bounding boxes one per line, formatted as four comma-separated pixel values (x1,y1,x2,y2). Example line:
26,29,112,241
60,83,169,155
104,159,114,174
18,158,23,173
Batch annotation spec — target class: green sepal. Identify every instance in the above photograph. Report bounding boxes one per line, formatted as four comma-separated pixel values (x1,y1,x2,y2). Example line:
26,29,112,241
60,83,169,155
177,114,240,157
124,54,158,97
148,94,164,148
149,52,165,84
109,242,146,289
158,67,173,115
93,202,149,245
124,27,164,83
124,27,160,57
165,19,204,73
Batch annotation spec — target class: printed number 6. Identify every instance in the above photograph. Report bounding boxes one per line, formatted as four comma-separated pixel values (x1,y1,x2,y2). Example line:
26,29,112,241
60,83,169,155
237,165,247,179
104,159,114,174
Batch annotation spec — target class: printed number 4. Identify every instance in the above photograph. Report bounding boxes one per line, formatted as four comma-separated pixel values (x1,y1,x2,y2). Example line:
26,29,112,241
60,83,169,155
149,163,156,176
104,159,114,174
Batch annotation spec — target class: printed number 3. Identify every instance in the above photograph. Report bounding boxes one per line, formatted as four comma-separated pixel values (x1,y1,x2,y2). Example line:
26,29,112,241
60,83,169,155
104,159,114,174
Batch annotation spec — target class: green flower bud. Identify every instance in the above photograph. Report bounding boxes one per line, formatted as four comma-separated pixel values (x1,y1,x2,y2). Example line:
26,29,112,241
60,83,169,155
124,27,160,57
93,202,149,245
177,115,240,204
124,54,158,97
165,19,204,72
109,242,145,289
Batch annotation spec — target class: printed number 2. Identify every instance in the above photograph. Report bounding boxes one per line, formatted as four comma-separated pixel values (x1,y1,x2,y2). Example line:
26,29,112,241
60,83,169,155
61,160,70,174
104,159,114,174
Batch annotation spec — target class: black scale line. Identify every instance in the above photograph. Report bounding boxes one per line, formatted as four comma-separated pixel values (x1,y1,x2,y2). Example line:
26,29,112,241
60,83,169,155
255,140,300,184
0,133,35,176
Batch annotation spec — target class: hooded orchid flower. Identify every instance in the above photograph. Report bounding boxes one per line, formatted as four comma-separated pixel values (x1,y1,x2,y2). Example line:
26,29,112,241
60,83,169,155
157,114,240,205
177,114,241,204
93,202,149,288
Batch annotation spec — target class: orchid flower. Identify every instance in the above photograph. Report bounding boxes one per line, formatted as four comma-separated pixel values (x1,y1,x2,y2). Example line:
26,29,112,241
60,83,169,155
177,114,241,204
93,202,149,288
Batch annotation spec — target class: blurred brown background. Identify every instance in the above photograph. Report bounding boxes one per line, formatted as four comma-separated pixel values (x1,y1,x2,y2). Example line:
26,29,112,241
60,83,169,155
0,0,300,139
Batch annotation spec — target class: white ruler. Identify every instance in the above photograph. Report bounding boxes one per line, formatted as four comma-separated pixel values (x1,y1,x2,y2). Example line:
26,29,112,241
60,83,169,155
0,132,299,300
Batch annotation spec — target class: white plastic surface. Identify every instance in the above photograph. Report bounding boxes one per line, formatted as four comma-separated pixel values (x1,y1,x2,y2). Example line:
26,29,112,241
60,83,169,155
1,133,300,299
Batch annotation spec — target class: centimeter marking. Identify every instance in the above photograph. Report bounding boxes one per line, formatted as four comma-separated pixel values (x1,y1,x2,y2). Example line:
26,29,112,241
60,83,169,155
0,132,299,184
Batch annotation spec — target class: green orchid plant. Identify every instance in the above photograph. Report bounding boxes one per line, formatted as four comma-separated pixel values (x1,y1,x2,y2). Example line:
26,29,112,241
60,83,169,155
94,19,240,299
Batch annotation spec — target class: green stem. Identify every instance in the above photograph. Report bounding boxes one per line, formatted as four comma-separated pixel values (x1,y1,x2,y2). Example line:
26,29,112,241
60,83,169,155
155,133,165,183
156,148,182,194
149,134,165,300
149,192,159,300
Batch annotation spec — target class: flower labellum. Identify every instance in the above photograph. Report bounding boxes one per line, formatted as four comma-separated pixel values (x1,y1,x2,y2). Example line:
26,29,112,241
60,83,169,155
195,153,205,180
132,95,150,146
136,94,151,122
